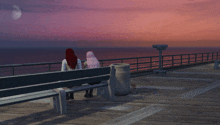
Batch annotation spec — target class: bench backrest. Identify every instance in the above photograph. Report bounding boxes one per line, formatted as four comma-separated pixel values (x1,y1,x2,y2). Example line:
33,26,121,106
0,66,110,98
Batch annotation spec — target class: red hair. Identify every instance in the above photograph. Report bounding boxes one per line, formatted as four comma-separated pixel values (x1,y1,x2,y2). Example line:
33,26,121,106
65,48,77,69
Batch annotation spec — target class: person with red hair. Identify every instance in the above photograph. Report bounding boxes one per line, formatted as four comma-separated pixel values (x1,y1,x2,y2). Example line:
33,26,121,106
61,48,82,100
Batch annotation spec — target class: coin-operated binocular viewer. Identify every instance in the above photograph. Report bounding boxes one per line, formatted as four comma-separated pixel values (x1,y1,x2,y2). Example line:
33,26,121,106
152,44,168,75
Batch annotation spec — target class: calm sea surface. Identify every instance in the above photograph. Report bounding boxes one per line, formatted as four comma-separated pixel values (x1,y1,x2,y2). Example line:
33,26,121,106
0,47,219,65
0,47,219,76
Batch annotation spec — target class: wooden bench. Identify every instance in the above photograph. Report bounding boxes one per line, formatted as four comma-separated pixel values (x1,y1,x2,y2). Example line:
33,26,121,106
214,60,220,69
0,65,116,114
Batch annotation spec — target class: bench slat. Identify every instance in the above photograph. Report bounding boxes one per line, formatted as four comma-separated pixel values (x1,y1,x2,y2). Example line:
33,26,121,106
0,83,109,108
0,67,110,89
65,82,108,93
0,74,110,98
0,82,108,107
0,89,58,107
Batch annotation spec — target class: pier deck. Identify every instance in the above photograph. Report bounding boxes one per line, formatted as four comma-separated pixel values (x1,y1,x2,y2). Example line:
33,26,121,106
0,63,220,125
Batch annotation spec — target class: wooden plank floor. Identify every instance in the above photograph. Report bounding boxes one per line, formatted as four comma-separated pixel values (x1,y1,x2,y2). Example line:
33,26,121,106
0,63,220,125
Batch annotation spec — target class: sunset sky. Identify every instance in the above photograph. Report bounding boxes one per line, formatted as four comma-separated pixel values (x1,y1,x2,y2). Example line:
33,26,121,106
0,0,220,47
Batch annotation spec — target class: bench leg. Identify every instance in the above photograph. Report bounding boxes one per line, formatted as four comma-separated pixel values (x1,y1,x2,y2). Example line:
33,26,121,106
97,81,115,101
214,62,219,69
97,84,105,96
52,88,67,114
50,96,60,112
97,65,116,101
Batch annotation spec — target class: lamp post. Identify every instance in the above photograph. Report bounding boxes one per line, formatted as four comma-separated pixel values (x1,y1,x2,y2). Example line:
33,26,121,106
152,44,168,75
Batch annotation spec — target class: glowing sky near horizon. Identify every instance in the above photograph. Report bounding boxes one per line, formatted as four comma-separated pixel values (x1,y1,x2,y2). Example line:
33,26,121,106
0,0,220,47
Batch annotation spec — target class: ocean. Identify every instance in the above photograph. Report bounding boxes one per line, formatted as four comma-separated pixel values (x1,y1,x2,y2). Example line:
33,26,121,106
1,47,219,65
0,47,219,76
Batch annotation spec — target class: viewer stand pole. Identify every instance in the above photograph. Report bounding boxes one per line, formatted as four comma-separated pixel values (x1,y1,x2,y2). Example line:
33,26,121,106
152,44,168,75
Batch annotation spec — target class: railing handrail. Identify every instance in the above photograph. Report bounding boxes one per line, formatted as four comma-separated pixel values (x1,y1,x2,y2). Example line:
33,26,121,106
0,51,218,68
0,51,219,76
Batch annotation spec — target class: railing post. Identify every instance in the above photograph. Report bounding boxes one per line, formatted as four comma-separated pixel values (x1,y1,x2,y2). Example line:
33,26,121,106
150,57,152,69
12,67,14,75
195,54,197,63
136,58,138,71
121,59,123,63
202,53,203,62
172,55,174,67
188,54,190,64
212,52,214,60
158,50,162,70
162,56,163,68
48,64,51,71
207,53,209,61
180,55,182,65
100,61,104,67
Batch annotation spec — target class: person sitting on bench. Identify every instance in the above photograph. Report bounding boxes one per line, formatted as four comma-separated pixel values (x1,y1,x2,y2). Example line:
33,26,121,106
84,51,101,98
61,48,82,100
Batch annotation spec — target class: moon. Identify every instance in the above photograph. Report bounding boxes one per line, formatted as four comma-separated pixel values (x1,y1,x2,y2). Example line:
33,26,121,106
11,5,22,20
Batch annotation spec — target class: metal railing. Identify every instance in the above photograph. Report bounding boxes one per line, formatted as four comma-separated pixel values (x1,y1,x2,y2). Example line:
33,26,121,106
0,52,219,76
